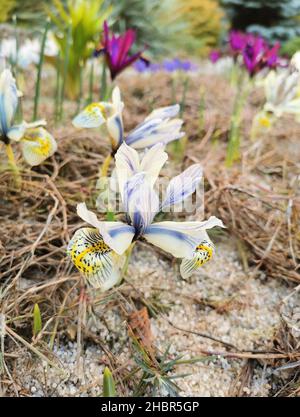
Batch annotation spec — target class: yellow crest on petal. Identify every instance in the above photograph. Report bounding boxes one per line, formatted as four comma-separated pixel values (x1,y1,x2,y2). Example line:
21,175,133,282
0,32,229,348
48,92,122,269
72,102,112,129
194,241,214,267
21,127,57,166
85,102,107,118
180,239,215,279
258,114,272,129
67,228,122,291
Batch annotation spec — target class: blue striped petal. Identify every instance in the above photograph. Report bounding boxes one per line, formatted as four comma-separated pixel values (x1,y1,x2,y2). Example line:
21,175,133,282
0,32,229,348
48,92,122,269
161,164,203,210
0,69,18,135
145,104,180,121
124,173,159,234
125,104,184,149
76,203,135,255
143,217,225,259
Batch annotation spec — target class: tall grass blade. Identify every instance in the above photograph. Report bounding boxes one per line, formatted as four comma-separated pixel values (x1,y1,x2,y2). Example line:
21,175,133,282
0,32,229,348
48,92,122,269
59,23,72,120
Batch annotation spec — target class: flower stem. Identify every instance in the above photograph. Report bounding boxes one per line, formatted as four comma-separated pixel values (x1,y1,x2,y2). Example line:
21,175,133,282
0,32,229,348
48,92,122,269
54,51,61,123
171,77,176,104
88,59,94,104
99,153,112,178
76,60,83,115
12,15,18,80
226,71,249,167
59,23,72,121
33,17,50,121
100,61,107,100
179,76,189,118
230,62,239,87
121,242,135,278
5,144,21,187
198,86,206,134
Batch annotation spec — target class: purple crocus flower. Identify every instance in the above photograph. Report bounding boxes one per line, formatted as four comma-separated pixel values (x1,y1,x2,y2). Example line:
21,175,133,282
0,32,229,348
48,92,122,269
94,21,147,80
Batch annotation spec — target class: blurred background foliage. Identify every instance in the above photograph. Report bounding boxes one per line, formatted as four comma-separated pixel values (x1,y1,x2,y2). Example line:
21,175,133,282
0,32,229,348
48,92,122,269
46,0,111,99
103,0,224,57
1,0,300,58
0,0,46,25
281,36,300,57
0,0,225,57
0,0,16,23
176,0,224,56
103,0,168,56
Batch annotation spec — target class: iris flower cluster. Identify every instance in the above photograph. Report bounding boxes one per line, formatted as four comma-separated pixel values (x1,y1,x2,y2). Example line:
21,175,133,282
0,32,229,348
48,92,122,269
229,30,281,77
211,31,281,78
0,22,225,293
68,142,224,291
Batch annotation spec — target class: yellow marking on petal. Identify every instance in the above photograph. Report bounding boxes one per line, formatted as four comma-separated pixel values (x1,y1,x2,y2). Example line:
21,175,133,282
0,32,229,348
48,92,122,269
194,243,214,267
180,240,215,279
85,102,107,119
71,238,111,275
22,127,55,156
31,136,50,156
68,227,114,275
67,228,123,290
258,115,271,128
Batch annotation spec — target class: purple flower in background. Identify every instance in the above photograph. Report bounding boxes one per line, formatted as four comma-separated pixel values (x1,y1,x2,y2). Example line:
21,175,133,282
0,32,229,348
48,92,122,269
162,58,196,72
149,63,161,72
181,60,194,71
134,58,196,74
163,59,179,72
228,30,281,76
264,42,281,69
242,36,266,76
133,60,160,73
243,36,281,76
133,58,151,73
209,50,221,63
94,21,146,80
229,30,247,54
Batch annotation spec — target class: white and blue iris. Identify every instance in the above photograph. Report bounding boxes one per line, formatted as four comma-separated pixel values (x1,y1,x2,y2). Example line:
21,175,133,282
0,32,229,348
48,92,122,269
71,142,224,285
0,69,21,143
72,87,185,151
263,69,300,118
0,69,47,143
0,68,57,166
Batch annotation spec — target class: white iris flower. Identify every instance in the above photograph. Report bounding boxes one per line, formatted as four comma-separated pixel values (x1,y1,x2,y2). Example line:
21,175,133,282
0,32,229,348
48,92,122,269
67,143,224,290
72,87,185,152
0,69,57,166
